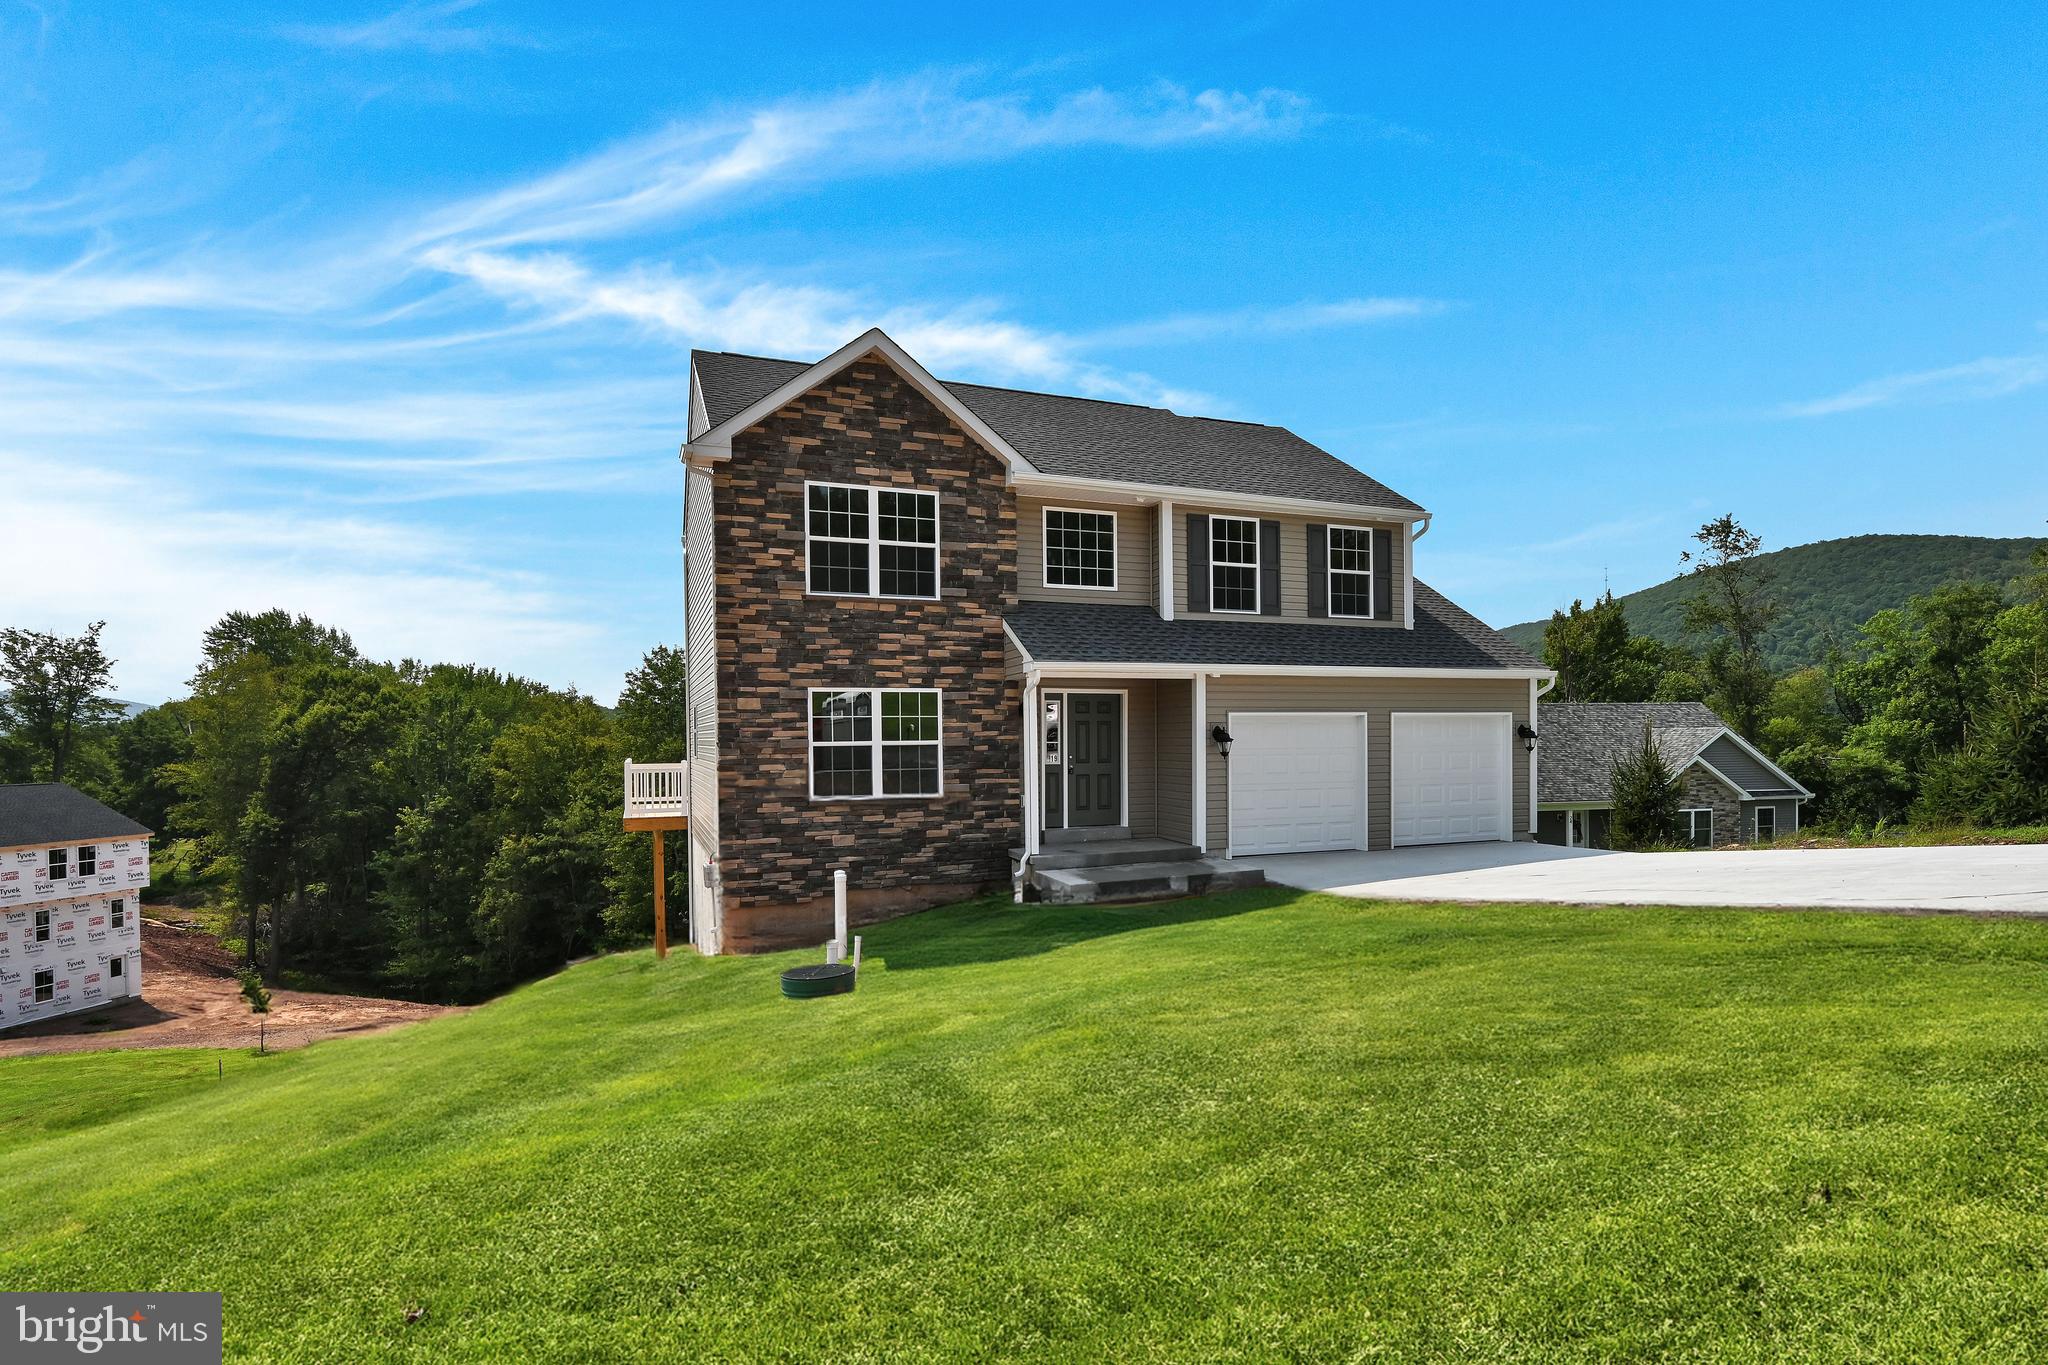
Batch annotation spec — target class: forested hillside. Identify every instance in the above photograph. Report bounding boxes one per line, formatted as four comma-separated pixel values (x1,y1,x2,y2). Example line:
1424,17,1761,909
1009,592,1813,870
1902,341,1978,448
1503,535,2046,669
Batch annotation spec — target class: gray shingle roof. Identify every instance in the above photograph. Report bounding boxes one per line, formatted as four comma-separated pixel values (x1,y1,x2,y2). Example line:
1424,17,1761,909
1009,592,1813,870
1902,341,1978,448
691,348,1425,512
1536,702,1763,805
1007,583,1543,671
0,783,151,848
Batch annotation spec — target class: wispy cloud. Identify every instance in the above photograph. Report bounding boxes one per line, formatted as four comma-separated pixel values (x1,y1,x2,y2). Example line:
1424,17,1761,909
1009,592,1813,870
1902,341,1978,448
1779,351,2048,418
278,0,539,54
407,77,1314,251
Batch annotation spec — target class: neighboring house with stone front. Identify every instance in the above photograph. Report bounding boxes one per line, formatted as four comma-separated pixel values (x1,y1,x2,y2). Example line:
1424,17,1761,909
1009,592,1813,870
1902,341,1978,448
664,328,1554,953
1534,702,1809,849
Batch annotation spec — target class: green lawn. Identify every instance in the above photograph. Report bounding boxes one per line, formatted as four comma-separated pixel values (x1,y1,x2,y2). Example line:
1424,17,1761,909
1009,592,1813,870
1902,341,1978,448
5,889,2048,1362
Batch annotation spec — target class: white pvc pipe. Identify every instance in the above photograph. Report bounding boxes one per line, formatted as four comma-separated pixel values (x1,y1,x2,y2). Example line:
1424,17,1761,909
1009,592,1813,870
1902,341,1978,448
832,868,848,962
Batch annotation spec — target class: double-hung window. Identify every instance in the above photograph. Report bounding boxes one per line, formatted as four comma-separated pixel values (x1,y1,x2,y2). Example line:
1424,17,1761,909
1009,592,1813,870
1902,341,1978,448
34,968,53,1003
1327,525,1374,618
1679,808,1714,848
1754,806,1777,842
76,845,97,877
111,898,126,929
46,847,67,881
1210,516,1259,614
1044,508,1117,589
809,688,943,799
34,909,50,942
806,482,938,599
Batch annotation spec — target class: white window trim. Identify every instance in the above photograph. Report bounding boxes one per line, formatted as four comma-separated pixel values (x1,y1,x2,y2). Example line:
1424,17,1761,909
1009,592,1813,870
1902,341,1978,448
111,898,126,928
1210,514,1261,615
803,480,941,602
1040,687,1129,831
1326,523,1376,620
34,967,54,1002
1681,807,1714,847
1754,806,1777,841
806,686,946,802
76,844,97,877
46,849,67,880
1041,506,1119,592
34,908,50,941
109,955,125,978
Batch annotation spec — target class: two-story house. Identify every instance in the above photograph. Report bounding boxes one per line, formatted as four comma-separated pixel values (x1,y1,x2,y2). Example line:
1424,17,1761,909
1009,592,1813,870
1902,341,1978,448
669,329,1552,953
0,783,151,1028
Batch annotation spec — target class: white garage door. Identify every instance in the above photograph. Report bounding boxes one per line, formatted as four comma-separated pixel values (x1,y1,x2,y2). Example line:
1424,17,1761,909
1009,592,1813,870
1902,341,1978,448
1391,712,1512,846
1228,713,1368,856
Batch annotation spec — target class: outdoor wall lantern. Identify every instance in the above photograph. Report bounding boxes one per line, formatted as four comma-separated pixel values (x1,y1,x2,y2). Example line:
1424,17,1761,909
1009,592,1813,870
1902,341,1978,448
1211,723,1234,757
1517,723,1540,753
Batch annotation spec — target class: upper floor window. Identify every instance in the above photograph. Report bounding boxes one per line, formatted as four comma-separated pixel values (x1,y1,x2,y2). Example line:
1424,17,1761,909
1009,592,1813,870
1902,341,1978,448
1210,516,1259,614
806,482,938,600
111,898,126,929
76,845,97,877
34,909,50,942
1044,508,1117,589
809,688,943,799
46,847,67,880
1327,526,1374,618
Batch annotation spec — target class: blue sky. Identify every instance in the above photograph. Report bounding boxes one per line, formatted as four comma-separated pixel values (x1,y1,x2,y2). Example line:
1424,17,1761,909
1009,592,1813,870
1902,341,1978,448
5,3,2046,702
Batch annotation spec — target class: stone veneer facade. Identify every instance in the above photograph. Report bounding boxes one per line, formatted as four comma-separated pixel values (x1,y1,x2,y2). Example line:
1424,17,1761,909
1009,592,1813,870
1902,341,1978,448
1678,764,1744,848
712,358,1020,950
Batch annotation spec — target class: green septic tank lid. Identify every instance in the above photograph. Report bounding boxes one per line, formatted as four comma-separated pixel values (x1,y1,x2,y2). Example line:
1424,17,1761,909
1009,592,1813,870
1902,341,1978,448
780,962,856,999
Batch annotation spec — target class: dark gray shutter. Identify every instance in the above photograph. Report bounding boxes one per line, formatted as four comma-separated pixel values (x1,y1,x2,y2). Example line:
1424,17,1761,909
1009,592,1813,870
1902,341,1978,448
1306,522,1327,618
1186,514,1209,613
1259,520,1282,616
1372,527,1393,620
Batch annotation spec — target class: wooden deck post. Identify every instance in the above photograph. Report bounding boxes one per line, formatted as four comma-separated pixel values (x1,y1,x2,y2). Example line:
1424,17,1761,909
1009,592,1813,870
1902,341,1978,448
652,832,669,959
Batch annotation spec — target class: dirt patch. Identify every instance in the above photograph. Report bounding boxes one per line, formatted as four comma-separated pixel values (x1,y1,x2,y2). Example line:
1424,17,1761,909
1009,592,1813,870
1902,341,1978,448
0,918,462,1058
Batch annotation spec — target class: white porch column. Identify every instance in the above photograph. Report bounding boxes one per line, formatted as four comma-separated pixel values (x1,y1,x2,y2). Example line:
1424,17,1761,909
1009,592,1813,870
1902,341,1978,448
1158,499,1175,620
1191,671,1207,850
1023,673,1042,857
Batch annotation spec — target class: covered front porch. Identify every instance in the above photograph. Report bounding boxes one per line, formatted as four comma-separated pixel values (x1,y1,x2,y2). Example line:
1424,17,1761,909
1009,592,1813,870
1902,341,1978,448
1017,673,1264,903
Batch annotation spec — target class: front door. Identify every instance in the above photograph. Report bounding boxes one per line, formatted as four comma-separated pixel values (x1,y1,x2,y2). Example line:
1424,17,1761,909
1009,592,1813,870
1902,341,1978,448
1066,693,1123,827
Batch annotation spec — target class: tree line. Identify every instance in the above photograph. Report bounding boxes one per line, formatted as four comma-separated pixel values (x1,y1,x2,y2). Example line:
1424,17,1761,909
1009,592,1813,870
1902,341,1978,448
0,612,687,1003
1543,518,2048,832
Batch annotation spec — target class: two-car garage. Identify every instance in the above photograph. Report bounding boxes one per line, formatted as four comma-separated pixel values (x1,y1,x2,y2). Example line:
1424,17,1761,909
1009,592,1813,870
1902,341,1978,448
1225,709,1515,855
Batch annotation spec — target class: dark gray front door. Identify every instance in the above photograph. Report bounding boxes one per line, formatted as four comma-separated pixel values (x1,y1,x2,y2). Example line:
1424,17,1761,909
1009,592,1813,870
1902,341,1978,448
1066,693,1123,827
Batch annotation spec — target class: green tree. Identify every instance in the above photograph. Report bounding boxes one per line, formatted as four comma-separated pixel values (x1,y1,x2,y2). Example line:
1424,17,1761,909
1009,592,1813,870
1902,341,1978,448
0,621,123,782
1608,723,1684,850
1679,516,1781,741
112,701,195,835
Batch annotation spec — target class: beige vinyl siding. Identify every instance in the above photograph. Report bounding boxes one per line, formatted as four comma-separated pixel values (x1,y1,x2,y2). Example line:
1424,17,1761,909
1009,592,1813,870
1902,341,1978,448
1173,506,1406,626
1018,497,1155,607
1040,676,1161,838
1204,675,1530,852
1154,680,1195,844
685,463,720,858
1003,634,1026,681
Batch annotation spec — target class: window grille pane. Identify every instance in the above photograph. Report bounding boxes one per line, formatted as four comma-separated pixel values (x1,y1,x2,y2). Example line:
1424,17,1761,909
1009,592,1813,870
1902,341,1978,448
811,691,872,743
1330,572,1372,617
1212,518,1257,565
882,743,940,795
808,539,870,595
808,485,869,539
878,490,937,545
1330,527,1372,574
878,544,936,598
812,745,874,797
1213,564,1257,613
882,691,938,742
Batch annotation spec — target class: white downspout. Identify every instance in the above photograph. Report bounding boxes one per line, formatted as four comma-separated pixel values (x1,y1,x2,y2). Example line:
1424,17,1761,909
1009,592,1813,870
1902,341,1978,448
1191,671,1208,851
1405,514,1430,630
1158,499,1175,621
1022,672,1042,860
1530,674,1556,836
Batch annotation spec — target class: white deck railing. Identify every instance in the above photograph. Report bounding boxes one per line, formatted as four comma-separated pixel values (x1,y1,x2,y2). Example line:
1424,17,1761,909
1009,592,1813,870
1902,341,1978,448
624,759,690,819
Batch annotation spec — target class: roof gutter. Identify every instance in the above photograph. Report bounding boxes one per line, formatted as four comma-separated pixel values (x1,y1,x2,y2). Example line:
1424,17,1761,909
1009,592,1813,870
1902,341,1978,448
1008,472,1427,524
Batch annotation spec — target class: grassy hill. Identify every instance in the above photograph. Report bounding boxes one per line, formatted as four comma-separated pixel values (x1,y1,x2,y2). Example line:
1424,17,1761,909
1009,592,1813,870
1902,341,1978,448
7,890,2048,1359
1502,534,2046,670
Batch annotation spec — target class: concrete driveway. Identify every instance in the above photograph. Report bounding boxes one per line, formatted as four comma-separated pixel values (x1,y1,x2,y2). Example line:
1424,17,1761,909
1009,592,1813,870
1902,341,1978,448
1241,841,2048,916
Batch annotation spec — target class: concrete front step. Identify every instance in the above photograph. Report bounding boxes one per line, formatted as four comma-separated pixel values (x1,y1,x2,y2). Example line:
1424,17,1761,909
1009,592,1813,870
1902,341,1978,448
1009,838,1203,870
1029,857,1267,906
